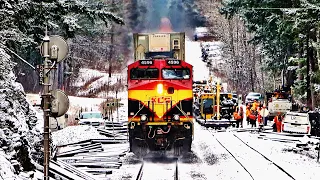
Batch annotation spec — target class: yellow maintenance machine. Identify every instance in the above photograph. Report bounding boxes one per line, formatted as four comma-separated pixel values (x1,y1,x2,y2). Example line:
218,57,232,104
195,78,236,128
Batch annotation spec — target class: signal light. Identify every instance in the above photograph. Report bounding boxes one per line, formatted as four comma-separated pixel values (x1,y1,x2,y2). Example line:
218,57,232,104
157,84,163,94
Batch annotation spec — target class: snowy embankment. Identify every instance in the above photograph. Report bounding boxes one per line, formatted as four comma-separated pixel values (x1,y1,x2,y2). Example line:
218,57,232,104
185,39,210,81
51,125,107,146
0,48,44,178
236,132,320,180
73,68,126,98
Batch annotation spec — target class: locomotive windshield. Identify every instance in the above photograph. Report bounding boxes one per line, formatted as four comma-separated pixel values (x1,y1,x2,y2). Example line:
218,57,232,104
162,68,190,79
130,68,159,79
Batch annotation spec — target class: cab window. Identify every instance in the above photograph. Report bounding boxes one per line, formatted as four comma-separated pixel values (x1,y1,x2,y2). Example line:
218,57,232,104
130,68,159,79
203,99,213,108
162,68,190,79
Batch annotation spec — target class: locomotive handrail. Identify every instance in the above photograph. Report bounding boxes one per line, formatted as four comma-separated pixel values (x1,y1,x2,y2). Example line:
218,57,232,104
129,105,145,121
174,100,190,120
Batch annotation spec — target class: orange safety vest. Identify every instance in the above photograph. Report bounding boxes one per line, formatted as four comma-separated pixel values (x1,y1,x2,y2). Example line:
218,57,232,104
246,108,250,117
252,102,260,110
274,116,282,132
257,114,262,124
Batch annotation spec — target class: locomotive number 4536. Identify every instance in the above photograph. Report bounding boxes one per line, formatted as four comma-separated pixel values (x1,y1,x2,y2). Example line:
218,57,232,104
151,96,172,104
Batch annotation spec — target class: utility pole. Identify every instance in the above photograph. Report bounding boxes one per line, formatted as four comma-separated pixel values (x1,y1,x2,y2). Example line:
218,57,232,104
42,30,51,180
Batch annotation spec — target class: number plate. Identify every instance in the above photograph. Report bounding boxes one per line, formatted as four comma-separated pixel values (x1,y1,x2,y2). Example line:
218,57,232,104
139,60,153,65
38,64,44,85
167,60,181,65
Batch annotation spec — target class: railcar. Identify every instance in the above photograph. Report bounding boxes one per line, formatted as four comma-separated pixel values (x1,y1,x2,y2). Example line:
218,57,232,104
127,31,193,157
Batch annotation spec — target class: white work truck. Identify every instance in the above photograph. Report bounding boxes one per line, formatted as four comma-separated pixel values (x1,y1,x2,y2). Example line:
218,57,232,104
268,98,292,119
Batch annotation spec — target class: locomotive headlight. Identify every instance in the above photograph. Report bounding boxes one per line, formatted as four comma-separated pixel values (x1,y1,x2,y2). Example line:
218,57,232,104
141,115,147,121
157,84,163,94
173,114,180,121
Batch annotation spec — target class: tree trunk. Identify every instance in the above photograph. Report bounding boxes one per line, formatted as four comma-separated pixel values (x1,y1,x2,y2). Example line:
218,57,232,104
108,25,114,78
235,17,239,91
228,19,236,89
306,27,312,109
108,0,116,78
259,54,265,92
298,38,304,80
317,23,320,68
309,43,316,111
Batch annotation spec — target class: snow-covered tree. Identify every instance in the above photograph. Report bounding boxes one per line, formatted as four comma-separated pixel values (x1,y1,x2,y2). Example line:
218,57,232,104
0,47,44,176
0,0,125,92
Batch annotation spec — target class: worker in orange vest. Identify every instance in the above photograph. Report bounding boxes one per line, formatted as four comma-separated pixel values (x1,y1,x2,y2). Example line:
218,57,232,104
273,112,283,132
248,109,257,127
257,107,263,125
246,105,251,125
252,100,260,111
233,106,244,128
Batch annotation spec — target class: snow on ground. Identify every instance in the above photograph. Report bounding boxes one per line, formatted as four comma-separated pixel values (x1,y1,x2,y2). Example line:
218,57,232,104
185,39,210,81
178,123,252,180
236,132,320,180
141,161,176,180
51,125,107,146
0,150,17,179
26,93,107,119
72,68,126,97
77,74,125,97
73,68,107,87
102,153,141,180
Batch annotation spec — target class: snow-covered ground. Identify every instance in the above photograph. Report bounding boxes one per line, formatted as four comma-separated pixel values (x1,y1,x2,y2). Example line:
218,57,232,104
185,39,210,81
73,68,126,98
52,125,107,146
235,132,320,180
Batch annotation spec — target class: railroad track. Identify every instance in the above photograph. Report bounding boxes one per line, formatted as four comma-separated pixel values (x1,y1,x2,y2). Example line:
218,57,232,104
211,130,296,180
136,159,178,180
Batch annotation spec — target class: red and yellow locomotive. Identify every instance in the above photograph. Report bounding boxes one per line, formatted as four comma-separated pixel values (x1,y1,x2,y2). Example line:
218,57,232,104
127,32,193,156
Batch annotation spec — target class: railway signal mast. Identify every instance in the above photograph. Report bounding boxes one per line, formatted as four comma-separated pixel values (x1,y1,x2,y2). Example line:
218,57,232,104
40,28,70,180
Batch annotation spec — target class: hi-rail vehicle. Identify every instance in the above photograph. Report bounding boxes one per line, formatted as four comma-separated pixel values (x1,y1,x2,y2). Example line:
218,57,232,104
127,31,194,157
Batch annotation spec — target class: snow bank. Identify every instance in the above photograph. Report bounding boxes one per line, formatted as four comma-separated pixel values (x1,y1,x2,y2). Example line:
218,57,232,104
0,150,17,179
185,40,210,81
73,68,106,87
0,48,44,176
236,132,320,180
51,125,106,146
73,68,126,97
